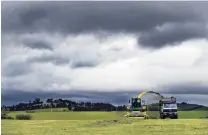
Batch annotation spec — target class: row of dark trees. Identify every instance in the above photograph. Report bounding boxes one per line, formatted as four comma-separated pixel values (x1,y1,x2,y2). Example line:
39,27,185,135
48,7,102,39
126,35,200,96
1,98,128,112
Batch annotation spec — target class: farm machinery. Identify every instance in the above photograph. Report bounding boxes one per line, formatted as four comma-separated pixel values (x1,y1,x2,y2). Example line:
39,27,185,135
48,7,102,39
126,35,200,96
125,97,148,118
125,91,178,119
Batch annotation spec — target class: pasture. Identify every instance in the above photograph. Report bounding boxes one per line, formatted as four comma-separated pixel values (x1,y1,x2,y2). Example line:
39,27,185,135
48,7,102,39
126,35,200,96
2,111,208,135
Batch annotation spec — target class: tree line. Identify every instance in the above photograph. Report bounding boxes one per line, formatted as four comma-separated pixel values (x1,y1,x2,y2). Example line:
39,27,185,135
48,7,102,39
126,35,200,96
1,98,128,112
2,98,200,112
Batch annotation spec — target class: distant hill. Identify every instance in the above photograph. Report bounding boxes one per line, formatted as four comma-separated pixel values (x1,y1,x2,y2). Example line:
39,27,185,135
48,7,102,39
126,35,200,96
177,103,208,111
147,102,208,111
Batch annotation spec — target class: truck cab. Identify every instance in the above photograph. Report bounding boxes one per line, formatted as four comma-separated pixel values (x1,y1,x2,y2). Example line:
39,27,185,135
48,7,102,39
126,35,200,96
159,97,178,119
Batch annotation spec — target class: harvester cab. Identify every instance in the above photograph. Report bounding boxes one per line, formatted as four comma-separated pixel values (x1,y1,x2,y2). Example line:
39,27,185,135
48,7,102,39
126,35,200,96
128,98,146,112
159,96,178,119
126,97,148,118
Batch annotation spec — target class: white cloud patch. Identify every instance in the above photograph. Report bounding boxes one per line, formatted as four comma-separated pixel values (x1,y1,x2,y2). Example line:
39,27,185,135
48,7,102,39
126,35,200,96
2,33,208,96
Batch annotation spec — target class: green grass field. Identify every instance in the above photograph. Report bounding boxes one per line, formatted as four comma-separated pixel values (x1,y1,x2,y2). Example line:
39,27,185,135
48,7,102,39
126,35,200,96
7,111,119,120
6,110,208,120
2,111,208,135
147,111,208,119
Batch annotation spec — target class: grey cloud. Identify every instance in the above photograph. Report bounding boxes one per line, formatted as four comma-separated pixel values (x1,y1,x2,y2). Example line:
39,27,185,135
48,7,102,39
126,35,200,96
2,1,208,48
2,61,31,77
71,61,98,68
28,54,69,65
28,54,99,68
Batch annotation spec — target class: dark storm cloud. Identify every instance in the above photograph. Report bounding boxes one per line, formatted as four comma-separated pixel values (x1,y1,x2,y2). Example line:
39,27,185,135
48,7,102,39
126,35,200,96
1,90,137,106
2,88,208,106
21,37,53,50
2,1,208,48
2,1,208,107
139,22,208,48
2,83,208,106
161,83,208,95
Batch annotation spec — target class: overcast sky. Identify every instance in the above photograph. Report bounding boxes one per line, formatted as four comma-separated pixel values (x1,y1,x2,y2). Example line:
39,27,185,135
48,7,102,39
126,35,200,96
1,1,208,106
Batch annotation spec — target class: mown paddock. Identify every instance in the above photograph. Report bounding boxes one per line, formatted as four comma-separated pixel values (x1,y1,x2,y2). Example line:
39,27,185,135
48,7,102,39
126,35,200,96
2,119,208,135
2,111,208,135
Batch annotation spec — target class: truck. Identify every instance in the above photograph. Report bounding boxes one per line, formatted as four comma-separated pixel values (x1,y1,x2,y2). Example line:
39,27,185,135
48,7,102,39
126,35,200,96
159,97,178,119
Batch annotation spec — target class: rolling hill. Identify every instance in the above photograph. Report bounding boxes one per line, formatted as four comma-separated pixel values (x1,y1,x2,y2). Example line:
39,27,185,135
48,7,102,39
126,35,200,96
147,103,208,111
